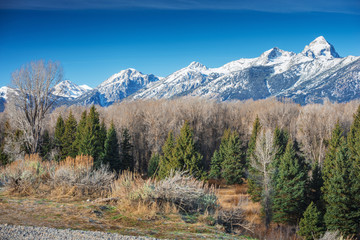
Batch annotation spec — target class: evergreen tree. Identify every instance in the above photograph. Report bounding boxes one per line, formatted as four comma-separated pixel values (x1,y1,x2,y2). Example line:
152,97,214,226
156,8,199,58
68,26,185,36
39,130,52,160
62,111,78,159
158,131,177,179
172,121,203,178
247,116,262,202
99,119,107,152
323,141,358,236
54,115,65,159
308,163,324,211
272,139,308,225
221,131,246,184
322,122,343,191
79,105,102,166
272,127,289,169
148,153,160,177
120,128,134,171
209,129,231,179
298,202,325,240
74,110,87,153
347,105,360,234
102,122,121,173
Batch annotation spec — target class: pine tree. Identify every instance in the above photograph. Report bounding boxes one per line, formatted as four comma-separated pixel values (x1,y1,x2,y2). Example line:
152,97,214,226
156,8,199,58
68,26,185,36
247,116,262,202
62,111,78,159
74,110,87,154
172,121,203,178
158,131,177,179
79,105,102,166
221,131,246,184
102,122,120,173
308,163,324,211
148,153,160,177
322,122,343,191
209,129,231,179
272,127,289,169
298,202,325,240
39,130,52,160
272,139,308,225
99,119,107,152
54,115,65,160
120,128,134,171
347,105,360,234
323,141,358,236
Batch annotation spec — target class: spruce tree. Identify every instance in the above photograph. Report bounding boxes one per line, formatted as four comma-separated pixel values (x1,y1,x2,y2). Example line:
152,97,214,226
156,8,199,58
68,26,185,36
62,111,78,159
79,105,102,166
272,127,289,169
172,121,203,178
54,115,65,160
308,163,324,211
148,153,160,177
158,131,177,179
347,105,360,234
298,202,325,240
120,128,134,171
40,130,52,160
221,131,246,184
102,122,120,173
323,141,358,236
209,129,231,179
247,116,263,202
75,110,87,154
99,119,107,152
272,139,308,225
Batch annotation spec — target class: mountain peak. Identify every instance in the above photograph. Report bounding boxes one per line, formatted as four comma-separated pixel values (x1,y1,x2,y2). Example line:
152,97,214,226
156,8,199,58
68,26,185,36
302,36,340,59
187,61,207,70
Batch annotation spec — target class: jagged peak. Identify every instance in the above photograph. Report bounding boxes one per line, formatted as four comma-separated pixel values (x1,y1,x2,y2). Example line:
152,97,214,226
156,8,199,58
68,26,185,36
187,61,207,70
302,36,340,58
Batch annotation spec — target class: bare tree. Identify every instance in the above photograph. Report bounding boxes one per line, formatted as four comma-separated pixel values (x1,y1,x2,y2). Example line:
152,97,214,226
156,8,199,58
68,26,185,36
8,60,63,153
251,129,277,229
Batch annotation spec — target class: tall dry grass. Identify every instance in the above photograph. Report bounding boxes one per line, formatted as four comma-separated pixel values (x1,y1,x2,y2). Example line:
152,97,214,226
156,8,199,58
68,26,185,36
0,154,114,199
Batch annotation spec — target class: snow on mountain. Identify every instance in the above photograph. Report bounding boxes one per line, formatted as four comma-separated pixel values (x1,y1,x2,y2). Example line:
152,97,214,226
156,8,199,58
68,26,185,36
131,36,360,104
74,68,160,106
53,80,93,99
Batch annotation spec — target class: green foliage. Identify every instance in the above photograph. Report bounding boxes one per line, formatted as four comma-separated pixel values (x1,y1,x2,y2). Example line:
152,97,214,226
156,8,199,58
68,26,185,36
298,202,325,240
323,140,358,236
54,115,65,154
79,105,103,166
347,105,360,233
209,129,231,179
172,121,203,178
221,131,246,184
120,128,134,171
272,127,289,169
102,122,120,173
74,110,87,153
62,111,78,159
272,139,308,225
148,153,160,177
247,116,262,202
99,119,107,153
158,131,176,179
39,130,52,160
308,163,324,212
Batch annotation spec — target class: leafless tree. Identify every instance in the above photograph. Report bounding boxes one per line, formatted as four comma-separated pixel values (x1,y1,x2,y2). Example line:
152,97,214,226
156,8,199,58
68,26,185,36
7,60,63,153
251,129,277,230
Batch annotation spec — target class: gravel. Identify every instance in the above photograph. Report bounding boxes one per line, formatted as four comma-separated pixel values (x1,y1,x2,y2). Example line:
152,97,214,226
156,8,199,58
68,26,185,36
0,224,159,240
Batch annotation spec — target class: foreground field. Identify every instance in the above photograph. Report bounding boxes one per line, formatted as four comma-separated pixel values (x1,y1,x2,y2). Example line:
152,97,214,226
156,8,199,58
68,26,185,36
0,190,254,240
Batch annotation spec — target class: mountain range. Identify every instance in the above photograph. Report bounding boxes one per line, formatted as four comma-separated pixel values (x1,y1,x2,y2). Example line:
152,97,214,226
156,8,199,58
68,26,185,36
1,36,359,111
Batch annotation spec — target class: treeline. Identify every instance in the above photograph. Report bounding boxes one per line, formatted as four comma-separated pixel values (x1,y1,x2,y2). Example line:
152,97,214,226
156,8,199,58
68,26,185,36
0,98,360,237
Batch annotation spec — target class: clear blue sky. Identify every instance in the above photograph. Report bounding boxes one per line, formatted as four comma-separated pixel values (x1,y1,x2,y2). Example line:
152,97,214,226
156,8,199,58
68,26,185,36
0,0,359,88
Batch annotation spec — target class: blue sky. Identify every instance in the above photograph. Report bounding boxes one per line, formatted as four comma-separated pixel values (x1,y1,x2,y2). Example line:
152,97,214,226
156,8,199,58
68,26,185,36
0,0,359,88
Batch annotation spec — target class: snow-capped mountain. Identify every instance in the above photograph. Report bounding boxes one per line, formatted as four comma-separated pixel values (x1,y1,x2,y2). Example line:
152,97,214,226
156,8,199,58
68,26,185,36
53,80,92,99
74,68,160,106
0,86,18,112
131,36,360,104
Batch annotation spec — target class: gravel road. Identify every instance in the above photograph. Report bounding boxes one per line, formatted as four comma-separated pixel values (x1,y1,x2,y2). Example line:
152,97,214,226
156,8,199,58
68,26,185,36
0,224,158,240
